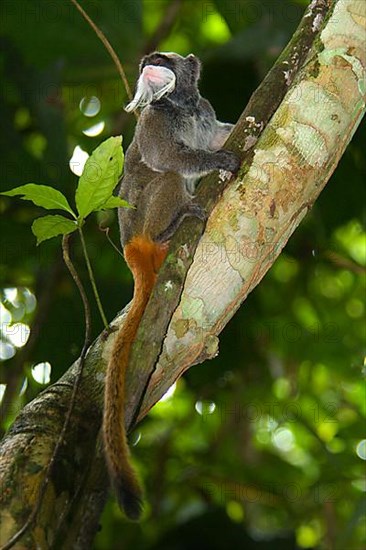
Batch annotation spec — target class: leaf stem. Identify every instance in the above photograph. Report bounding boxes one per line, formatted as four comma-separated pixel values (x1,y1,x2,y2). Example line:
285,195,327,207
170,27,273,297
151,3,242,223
78,227,109,329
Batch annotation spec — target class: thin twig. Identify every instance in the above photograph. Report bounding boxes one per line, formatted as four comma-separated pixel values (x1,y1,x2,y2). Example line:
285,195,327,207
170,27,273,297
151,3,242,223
324,250,366,275
0,258,62,434
143,0,183,54
0,235,92,550
98,225,124,258
78,227,109,329
69,0,138,120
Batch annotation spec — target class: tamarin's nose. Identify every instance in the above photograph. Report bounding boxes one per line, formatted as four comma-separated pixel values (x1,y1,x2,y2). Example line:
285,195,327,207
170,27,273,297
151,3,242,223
143,65,166,84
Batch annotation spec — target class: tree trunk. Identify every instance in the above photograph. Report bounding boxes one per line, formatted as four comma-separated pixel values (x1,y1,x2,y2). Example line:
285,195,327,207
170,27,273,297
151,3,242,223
0,0,364,547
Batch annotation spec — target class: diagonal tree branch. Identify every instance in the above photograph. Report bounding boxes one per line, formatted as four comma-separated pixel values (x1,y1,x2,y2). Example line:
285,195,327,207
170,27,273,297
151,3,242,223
125,0,336,429
136,0,365,418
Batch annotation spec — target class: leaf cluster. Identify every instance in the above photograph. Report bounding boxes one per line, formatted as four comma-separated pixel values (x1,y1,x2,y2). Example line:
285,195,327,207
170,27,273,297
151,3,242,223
1,137,127,244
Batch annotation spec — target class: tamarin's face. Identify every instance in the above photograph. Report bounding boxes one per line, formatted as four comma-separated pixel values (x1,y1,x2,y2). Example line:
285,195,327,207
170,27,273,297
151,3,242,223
125,52,201,112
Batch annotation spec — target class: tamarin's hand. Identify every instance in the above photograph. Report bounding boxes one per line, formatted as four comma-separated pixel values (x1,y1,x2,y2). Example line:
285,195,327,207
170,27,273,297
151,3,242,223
103,51,240,520
213,149,241,174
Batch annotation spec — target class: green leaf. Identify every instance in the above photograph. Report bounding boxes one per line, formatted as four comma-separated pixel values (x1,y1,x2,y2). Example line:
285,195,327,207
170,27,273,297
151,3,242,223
95,196,133,211
76,136,124,220
32,215,77,245
1,184,75,216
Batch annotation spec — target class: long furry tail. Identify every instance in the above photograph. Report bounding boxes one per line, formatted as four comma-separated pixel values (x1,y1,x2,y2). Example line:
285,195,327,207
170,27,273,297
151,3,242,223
103,236,167,520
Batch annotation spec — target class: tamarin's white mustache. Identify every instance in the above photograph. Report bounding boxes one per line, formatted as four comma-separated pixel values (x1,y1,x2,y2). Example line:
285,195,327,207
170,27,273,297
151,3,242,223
125,66,176,112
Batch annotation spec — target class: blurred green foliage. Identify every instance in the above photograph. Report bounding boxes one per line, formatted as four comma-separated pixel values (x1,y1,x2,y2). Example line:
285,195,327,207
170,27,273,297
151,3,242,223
0,1,365,549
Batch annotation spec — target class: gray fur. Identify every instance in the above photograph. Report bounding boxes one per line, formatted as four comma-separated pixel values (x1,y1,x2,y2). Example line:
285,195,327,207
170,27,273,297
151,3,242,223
119,52,240,246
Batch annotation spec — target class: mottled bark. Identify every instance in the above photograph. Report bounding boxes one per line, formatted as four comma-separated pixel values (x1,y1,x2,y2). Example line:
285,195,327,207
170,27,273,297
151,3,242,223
137,0,365,419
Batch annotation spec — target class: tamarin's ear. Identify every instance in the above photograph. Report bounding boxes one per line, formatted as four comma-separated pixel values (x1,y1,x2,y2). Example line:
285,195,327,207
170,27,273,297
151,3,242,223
185,53,201,83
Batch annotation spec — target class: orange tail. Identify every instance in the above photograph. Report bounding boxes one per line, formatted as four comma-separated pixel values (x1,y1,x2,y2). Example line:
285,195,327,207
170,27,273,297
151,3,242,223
103,235,167,520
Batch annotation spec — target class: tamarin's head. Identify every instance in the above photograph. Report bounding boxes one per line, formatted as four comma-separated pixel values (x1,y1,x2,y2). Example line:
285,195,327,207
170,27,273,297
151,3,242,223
125,52,201,112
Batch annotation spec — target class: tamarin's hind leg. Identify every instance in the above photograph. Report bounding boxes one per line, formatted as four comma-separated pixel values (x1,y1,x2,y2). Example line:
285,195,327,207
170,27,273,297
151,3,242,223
156,203,206,243
141,173,191,241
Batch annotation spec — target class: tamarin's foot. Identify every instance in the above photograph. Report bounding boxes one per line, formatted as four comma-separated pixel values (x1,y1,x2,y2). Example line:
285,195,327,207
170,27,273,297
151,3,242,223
185,203,207,222
157,203,206,243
